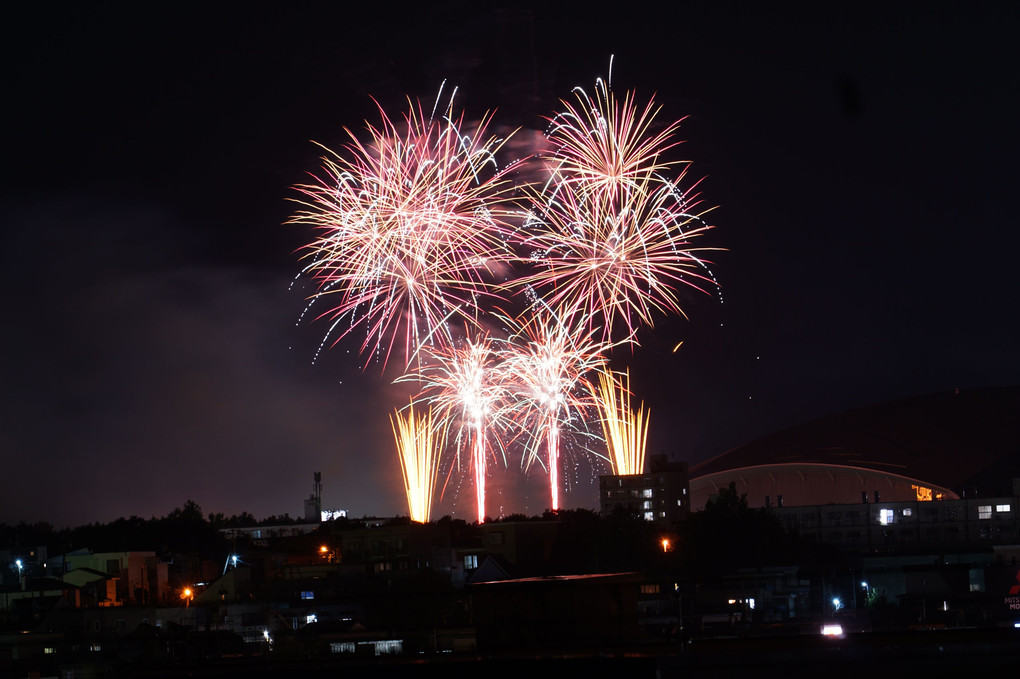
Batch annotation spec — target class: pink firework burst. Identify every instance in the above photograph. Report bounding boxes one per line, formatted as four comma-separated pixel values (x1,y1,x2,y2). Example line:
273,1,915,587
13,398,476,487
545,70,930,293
511,69,720,343
498,308,612,511
544,75,685,204
290,88,524,369
401,332,511,523
518,172,717,342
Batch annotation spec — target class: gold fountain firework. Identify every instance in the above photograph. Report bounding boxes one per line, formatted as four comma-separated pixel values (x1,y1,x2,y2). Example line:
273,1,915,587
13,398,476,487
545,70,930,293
594,368,649,476
390,402,443,522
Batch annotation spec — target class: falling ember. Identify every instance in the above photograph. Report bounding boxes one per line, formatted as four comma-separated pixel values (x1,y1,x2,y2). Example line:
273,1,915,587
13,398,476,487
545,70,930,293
390,402,443,523
593,368,649,476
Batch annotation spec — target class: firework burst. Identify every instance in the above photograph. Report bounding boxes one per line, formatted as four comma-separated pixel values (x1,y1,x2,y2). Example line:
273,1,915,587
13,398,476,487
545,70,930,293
510,65,720,343
518,173,716,341
499,308,612,511
290,88,524,369
544,73,685,204
400,332,510,523
390,402,443,523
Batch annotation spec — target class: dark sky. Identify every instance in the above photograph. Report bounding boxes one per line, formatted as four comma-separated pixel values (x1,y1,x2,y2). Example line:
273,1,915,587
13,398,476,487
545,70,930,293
3,2,1018,527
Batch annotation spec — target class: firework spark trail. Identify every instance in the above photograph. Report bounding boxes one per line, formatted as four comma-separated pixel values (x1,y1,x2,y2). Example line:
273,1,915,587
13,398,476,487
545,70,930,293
399,333,510,523
499,308,612,511
390,402,443,523
593,368,650,476
290,88,524,370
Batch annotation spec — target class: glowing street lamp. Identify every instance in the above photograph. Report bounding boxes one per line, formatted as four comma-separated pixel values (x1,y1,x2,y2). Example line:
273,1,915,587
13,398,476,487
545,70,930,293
182,587,194,607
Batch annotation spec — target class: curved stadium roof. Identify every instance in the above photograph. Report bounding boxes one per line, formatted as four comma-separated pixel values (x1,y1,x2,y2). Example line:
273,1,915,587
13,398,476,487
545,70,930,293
688,387,1020,508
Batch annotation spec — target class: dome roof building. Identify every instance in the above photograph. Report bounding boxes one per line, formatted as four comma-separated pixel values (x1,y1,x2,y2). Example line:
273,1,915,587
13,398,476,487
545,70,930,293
689,387,1020,510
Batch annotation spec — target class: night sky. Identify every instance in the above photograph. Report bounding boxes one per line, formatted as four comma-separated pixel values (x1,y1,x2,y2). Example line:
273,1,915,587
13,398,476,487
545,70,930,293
3,2,1018,527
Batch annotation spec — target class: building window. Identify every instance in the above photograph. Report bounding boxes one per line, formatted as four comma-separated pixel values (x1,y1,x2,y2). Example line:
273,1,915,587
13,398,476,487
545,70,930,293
978,505,992,520
464,554,478,569
642,500,653,510
901,508,912,517
641,584,660,595
642,489,653,498
996,504,1011,513
643,512,654,521
362,640,403,656
300,591,314,600
879,509,894,525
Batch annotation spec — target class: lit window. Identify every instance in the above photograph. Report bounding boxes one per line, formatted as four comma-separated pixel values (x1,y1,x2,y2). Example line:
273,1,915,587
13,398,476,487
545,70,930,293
641,584,660,594
978,505,992,520
369,640,403,656
464,554,478,569
996,504,1011,513
642,489,653,498
306,614,317,624
44,647,57,655
643,512,654,521
300,591,314,600
879,509,894,525
901,508,912,517
642,500,653,510
330,642,355,654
